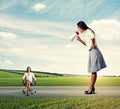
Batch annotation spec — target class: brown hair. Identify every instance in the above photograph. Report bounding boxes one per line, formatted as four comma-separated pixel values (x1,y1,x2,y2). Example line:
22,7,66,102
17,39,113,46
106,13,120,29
77,21,95,35
26,67,31,72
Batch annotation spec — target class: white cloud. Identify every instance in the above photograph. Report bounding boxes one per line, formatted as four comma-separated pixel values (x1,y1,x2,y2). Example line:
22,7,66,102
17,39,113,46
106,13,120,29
0,60,13,66
0,47,26,57
0,15,120,76
98,46,120,76
41,64,66,73
0,32,17,39
32,3,46,12
65,44,78,48
3,60,13,65
0,14,72,39
0,1,15,10
0,34,119,76
90,19,120,40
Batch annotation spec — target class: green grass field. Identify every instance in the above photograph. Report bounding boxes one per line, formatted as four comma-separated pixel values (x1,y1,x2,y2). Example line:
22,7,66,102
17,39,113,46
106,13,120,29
0,97,120,109
0,70,120,109
0,70,120,86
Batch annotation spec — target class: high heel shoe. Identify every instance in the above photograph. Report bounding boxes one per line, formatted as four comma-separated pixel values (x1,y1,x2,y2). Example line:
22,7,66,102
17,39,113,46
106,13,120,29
92,87,95,92
85,90,94,94
84,87,95,94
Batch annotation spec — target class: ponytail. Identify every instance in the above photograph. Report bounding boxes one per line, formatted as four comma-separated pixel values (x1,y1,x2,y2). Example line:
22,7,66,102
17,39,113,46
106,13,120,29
88,27,95,36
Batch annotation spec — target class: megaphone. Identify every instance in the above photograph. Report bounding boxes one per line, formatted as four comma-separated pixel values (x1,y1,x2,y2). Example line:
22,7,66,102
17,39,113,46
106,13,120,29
69,31,79,41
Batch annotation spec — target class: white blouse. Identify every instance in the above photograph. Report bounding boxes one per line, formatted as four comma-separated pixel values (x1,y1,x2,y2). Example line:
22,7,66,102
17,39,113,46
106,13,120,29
84,29,96,50
23,72,36,83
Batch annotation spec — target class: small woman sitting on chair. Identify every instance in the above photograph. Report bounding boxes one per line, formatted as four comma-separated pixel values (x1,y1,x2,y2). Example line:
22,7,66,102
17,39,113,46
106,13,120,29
22,67,36,96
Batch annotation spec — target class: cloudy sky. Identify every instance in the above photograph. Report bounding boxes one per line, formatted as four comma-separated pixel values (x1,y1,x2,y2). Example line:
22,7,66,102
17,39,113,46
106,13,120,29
0,0,120,76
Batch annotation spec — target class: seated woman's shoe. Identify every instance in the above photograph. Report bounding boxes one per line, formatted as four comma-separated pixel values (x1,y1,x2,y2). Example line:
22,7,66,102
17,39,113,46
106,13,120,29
26,92,30,96
23,90,26,94
26,89,30,96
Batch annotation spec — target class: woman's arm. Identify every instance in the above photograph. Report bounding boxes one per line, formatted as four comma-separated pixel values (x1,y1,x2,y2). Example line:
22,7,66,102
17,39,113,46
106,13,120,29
76,36,86,46
32,73,36,81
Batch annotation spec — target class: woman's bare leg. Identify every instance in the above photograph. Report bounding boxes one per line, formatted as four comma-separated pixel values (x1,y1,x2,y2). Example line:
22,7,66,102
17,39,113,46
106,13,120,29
23,82,27,93
26,81,30,95
88,72,97,91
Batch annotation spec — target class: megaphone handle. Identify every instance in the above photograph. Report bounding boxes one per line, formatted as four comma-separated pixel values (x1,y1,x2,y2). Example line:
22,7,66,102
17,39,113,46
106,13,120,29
71,36,77,41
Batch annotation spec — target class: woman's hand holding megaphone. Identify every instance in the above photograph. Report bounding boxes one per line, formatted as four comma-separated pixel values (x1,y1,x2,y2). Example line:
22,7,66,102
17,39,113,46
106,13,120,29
70,31,79,41
76,36,81,41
